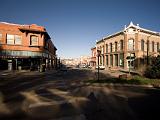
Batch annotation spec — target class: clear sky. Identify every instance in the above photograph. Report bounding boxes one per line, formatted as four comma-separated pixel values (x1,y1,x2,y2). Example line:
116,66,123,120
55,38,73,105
0,0,160,58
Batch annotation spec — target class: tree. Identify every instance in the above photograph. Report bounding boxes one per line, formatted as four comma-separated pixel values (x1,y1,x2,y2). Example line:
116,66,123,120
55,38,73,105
145,55,160,78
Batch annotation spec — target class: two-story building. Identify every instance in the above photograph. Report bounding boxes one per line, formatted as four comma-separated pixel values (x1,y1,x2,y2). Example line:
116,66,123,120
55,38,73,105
95,22,160,71
0,22,57,71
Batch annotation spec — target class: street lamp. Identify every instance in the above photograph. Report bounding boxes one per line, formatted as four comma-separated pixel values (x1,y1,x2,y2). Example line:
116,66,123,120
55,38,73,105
97,50,101,81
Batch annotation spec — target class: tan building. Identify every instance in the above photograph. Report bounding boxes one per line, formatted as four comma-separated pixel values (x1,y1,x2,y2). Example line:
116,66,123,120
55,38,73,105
95,22,160,71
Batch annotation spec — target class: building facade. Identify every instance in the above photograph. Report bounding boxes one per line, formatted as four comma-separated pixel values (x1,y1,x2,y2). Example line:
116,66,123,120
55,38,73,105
0,22,57,71
95,22,160,71
90,47,96,68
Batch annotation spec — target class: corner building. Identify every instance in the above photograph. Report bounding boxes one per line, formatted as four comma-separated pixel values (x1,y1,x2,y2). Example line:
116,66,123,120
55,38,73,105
0,22,57,70
96,22,160,71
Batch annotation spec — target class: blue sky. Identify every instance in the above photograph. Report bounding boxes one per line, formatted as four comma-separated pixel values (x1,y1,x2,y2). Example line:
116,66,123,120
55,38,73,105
0,0,160,58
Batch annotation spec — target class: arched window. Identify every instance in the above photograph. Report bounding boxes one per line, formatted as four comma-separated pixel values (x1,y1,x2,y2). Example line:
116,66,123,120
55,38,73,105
152,41,154,52
120,40,123,50
128,39,134,51
147,40,150,52
141,39,144,51
157,42,159,52
115,42,117,52
106,44,108,53
110,43,112,52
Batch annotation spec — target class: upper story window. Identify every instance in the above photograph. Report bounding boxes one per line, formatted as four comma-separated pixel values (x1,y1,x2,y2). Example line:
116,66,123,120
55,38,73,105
152,41,154,52
141,39,144,51
128,39,134,51
120,40,123,50
115,42,117,52
147,40,150,52
7,34,14,44
7,34,22,45
30,36,38,46
0,33,2,44
110,43,112,52
157,42,159,52
15,35,22,45
106,44,108,53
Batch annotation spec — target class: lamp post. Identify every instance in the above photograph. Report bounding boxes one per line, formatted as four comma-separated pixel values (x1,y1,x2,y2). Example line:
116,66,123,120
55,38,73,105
97,50,101,81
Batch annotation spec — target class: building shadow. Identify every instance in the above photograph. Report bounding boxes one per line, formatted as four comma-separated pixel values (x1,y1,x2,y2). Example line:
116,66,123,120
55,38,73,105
128,87,160,120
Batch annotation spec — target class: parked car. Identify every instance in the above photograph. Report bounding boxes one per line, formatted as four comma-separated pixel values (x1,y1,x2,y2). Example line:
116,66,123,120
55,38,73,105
96,65,105,70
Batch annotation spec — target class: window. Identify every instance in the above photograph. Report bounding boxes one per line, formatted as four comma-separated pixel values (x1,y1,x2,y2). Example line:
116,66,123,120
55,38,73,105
7,34,22,45
110,43,112,52
115,42,117,52
157,42,159,52
106,44,108,53
128,39,134,51
30,36,38,46
141,39,144,51
147,40,150,52
119,53,124,67
152,41,154,52
7,34,14,44
106,55,108,66
0,33,2,44
110,55,113,66
115,54,118,66
15,35,22,45
120,40,123,50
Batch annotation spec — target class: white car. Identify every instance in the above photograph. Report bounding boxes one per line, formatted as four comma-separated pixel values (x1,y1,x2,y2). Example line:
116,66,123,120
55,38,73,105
96,65,105,70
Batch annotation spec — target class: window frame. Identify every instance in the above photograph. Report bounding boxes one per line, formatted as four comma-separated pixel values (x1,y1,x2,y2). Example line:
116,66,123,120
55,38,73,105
141,39,145,51
120,40,123,51
7,34,14,45
115,42,118,52
30,35,39,46
152,41,154,52
128,39,134,51
157,42,159,52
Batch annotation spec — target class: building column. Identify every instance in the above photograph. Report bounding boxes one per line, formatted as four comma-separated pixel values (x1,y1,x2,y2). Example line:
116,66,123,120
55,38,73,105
113,54,115,67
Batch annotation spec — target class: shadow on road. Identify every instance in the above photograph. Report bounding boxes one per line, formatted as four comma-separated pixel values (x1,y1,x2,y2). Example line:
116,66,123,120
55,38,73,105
0,69,160,120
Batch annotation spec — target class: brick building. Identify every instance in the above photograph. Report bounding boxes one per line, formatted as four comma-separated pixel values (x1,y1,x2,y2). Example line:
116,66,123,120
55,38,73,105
95,22,160,71
0,22,57,71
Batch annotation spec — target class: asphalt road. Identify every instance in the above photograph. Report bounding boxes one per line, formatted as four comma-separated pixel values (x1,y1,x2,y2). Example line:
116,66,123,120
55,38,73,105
0,69,160,120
